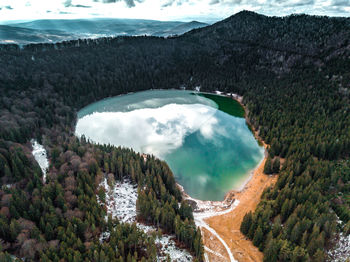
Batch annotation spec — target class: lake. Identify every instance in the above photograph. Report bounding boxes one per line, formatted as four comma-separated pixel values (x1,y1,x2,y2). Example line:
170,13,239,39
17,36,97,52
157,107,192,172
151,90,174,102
75,90,264,201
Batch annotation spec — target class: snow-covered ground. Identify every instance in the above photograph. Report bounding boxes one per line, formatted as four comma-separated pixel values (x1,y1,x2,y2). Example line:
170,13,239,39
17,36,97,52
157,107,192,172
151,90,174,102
328,232,350,262
204,246,226,259
193,200,239,262
328,217,350,262
178,181,239,261
97,177,193,261
214,91,243,103
31,139,49,183
156,235,192,262
193,199,239,221
99,177,138,223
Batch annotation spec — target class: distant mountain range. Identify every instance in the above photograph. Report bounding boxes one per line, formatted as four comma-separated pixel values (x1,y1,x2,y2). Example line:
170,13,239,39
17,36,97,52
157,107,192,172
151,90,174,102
0,18,208,44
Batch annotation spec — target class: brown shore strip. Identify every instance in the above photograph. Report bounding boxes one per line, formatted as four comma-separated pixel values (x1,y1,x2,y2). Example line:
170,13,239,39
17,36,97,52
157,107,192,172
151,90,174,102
201,94,278,262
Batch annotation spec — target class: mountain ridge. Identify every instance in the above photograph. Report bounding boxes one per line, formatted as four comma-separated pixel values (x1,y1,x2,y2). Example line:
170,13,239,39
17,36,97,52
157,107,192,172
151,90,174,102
0,18,208,44
0,11,349,261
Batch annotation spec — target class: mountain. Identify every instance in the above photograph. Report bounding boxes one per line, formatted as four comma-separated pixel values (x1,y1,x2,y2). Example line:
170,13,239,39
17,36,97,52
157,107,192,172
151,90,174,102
8,18,183,35
153,21,208,36
0,25,77,44
186,10,350,56
0,18,209,44
0,11,349,262
181,10,350,74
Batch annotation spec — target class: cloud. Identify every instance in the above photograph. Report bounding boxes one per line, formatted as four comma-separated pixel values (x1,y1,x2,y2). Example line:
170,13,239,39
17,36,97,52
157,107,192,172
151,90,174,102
331,0,350,6
274,0,315,7
161,0,174,8
74,91,264,201
64,0,72,7
64,0,91,8
75,4,92,7
76,103,219,158
209,0,220,4
0,0,349,23
64,0,144,9
97,0,144,8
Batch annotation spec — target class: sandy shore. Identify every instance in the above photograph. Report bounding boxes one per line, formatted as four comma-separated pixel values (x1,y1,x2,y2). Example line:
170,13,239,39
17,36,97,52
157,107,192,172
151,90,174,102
204,153,277,261
181,93,278,262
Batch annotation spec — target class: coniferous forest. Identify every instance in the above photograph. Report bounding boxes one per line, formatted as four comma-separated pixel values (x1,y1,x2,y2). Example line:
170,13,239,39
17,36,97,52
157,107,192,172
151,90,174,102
0,11,349,261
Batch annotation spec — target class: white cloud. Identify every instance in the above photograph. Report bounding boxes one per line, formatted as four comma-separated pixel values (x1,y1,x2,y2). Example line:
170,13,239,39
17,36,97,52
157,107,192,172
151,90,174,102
0,0,348,23
75,103,219,158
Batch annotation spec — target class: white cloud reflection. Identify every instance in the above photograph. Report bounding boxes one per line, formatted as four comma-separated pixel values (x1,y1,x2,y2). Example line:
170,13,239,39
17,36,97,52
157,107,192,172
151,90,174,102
75,103,219,158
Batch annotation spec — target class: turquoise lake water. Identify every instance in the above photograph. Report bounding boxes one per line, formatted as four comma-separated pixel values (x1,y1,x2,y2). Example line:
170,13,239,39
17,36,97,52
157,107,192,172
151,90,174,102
76,90,264,201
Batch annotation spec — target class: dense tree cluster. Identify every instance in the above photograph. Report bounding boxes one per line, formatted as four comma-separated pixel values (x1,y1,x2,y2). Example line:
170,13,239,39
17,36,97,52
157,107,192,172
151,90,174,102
97,144,204,259
0,135,203,260
136,157,203,258
240,65,350,261
0,10,349,261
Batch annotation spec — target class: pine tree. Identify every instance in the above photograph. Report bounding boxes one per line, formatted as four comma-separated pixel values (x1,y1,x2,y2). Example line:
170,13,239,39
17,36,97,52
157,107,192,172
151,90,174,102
313,249,325,262
9,220,20,242
240,211,253,235
263,239,279,262
253,226,263,248
264,156,273,174
272,216,282,237
272,158,280,173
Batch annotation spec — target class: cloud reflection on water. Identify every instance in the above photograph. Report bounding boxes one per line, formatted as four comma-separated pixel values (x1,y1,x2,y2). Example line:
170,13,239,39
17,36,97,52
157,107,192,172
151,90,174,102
76,103,219,158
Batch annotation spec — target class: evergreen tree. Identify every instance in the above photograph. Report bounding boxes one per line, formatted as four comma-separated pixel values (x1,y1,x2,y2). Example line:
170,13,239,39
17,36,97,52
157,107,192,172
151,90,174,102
264,156,273,174
253,226,263,248
240,212,253,235
272,158,280,173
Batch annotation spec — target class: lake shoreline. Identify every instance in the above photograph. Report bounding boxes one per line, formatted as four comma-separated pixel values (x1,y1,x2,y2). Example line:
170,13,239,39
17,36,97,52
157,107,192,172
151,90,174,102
78,89,261,202
179,91,277,262
178,91,266,211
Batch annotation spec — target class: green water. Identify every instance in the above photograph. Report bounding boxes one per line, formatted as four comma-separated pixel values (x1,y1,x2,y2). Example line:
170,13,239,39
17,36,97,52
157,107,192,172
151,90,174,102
76,90,264,201
197,93,245,118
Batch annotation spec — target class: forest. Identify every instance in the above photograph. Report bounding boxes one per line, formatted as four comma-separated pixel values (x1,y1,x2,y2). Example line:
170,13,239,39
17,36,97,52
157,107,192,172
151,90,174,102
0,10,349,261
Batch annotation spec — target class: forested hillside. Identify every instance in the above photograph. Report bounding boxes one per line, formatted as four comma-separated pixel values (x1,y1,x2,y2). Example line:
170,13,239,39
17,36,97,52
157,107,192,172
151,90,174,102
0,11,349,261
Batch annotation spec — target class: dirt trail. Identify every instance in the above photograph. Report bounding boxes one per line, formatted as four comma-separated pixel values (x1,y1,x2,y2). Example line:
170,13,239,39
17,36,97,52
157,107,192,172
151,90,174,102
196,137,277,261
204,157,277,261
198,94,278,261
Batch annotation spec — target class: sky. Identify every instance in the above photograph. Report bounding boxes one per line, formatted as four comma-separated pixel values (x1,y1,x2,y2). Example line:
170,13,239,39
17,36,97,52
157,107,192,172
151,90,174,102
0,0,349,23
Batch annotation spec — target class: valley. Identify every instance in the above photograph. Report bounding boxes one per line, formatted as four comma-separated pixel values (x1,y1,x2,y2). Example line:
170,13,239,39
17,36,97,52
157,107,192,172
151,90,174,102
0,10,349,262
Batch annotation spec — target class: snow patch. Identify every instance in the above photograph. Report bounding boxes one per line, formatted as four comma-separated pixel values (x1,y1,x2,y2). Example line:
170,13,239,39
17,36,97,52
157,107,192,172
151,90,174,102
328,233,350,262
190,192,239,262
99,177,138,223
177,182,239,261
99,231,110,243
31,139,49,183
193,204,238,262
156,235,192,262
204,246,226,259
214,91,243,103
179,182,236,215
97,177,193,261
193,199,239,221
328,217,350,262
